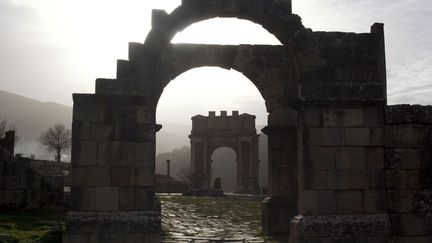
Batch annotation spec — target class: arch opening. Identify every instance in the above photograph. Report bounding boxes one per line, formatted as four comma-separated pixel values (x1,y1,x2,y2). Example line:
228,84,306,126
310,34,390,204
210,146,237,193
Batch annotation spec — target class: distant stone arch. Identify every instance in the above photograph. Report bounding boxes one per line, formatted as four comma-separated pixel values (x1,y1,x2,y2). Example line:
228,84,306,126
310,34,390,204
189,111,260,194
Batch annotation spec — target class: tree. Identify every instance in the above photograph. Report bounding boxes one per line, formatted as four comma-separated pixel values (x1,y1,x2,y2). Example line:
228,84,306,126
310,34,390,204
40,123,71,162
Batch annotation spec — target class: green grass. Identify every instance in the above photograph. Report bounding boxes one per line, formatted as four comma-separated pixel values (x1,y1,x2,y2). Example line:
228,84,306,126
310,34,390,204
0,210,64,243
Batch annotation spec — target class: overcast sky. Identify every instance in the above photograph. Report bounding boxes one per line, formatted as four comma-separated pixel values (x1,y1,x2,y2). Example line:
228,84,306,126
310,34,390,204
1,0,431,125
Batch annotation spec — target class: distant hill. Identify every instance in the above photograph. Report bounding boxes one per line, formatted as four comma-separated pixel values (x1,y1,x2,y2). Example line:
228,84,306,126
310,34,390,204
0,90,72,159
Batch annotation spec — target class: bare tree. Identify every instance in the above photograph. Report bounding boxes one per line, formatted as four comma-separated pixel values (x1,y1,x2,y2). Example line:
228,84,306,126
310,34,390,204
40,123,71,162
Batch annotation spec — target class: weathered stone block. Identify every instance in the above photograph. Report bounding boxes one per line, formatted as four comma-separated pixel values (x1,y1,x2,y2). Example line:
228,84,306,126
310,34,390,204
119,187,135,210
385,124,429,148
127,142,155,166
71,167,87,187
386,169,406,189
323,108,364,127
115,124,156,142
305,128,322,145
308,147,335,170
72,141,98,166
136,106,155,124
87,167,110,186
72,122,91,141
364,190,386,213
414,190,432,213
111,167,131,186
290,214,391,239
318,190,336,214
364,107,384,127
302,108,322,127
370,127,384,146
95,187,119,211
366,148,384,170
345,128,370,146
327,170,369,190
335,147,366,170
392,236,431,243
303,171,328,190
300,190,318,215
322,128,345,146
62,234,89,243
135,187,155,210
70,187,96,211
336,190,364,213
98,142,128,166
91,124,114,141
131,167,155,187
390,214,431,236
73,104,105,122
387,190,414,213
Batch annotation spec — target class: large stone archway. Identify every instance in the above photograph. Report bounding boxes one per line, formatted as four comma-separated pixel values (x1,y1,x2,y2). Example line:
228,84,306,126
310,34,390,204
189,111,260,194
63,0,432,242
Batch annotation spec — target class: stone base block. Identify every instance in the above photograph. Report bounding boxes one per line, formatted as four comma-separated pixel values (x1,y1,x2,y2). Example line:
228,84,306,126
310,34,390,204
65,211,161,235
262,196,297,236
63,233,162,243
289,214,391,243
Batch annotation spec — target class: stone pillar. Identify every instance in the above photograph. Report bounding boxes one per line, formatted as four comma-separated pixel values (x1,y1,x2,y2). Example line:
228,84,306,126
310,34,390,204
63,94,161,243
289,106,389,242
261,126,298,236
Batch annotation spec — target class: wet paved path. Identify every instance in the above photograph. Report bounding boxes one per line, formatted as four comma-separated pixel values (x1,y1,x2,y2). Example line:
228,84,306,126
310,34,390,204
159,193,282,243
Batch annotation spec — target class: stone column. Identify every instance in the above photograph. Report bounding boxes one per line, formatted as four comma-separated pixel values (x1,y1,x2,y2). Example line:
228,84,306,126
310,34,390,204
261,126,298,236
63,94,161,243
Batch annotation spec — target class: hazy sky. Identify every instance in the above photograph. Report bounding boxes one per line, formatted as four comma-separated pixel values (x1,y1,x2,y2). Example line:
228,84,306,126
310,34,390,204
1,0,431,125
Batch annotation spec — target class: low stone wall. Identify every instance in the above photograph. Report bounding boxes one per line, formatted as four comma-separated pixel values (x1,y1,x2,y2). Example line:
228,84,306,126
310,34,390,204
385,105,432,242
0,158,65,210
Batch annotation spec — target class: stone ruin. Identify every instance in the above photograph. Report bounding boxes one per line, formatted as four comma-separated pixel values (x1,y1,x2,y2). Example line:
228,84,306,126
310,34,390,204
64,0,432,242
0,131,65,210
0,131,15,161
189,111,260,195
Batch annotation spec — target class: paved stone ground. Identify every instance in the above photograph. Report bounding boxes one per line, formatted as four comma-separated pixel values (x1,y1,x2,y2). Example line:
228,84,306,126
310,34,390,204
159,193,282,243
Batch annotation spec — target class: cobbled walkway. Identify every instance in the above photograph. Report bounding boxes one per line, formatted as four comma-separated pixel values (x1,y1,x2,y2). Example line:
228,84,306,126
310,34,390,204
159,193,283,243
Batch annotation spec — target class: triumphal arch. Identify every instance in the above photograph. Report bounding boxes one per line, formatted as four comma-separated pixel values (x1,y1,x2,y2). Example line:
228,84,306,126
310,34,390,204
64,0,432,242
189,111,260,194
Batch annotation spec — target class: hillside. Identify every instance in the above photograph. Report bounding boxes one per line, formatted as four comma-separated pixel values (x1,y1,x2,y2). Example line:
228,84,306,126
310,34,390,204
0,90,72,159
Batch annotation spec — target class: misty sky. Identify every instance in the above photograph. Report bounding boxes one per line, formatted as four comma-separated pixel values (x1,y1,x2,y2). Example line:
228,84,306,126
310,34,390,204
1,0,431,125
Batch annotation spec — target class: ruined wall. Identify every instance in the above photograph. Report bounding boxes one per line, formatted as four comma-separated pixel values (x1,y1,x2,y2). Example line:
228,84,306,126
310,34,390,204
0,131,15,161
385,105,432,242
0,158,64,210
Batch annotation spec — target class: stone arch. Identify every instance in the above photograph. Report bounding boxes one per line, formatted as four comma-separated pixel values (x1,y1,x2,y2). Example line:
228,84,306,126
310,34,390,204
154,44,298,113
66,0,392,241
145,0,303,48
189,111,260,194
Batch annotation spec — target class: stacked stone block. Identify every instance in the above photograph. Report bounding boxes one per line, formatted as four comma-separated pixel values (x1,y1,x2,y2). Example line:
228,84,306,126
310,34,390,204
289,106,389,242
63,94,161,243
385,105,432,242
0,158,64,210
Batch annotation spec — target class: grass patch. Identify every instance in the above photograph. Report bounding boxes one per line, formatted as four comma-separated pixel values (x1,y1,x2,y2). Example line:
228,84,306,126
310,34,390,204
0,210,64,243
